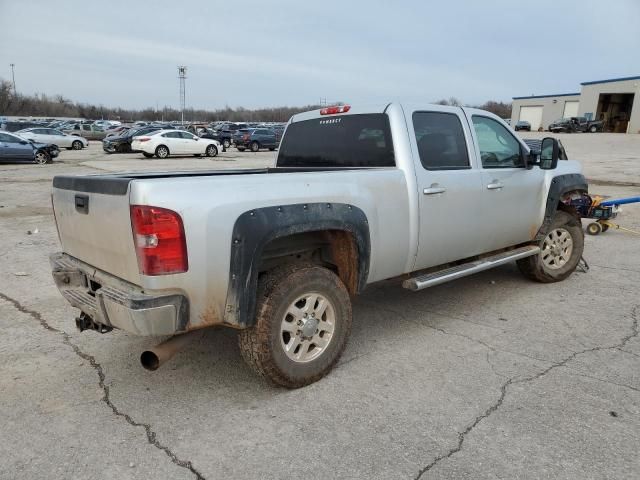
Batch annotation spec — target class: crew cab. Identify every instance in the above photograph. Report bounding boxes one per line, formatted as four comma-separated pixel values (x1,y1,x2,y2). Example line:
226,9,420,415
50,103,588,388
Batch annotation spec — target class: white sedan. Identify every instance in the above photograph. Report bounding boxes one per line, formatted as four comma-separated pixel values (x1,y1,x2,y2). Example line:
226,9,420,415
15,127,89,150
131,129,222,158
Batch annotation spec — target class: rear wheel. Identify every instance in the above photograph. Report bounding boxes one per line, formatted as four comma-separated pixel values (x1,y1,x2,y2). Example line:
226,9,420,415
238,264,352,388
155,145,169,158
250,141,260,152
268,147,276,151
205,144,218,157
517,211,584,282
589,125,598,133
142,152,154,158
34,150,50,165
237,147,246,152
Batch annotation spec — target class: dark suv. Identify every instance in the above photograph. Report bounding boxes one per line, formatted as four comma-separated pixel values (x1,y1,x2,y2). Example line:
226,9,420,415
215,123,249,149
233,128,278,152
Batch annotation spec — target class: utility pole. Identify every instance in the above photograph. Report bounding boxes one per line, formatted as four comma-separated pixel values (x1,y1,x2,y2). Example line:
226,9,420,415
178,66,187,125
9,63,16,95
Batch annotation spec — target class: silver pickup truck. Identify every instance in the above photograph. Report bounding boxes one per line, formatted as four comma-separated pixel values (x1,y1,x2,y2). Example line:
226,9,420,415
50,103,588,387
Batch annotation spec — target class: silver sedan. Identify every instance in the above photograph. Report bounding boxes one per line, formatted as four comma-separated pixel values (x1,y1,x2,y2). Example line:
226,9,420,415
15,128,89,150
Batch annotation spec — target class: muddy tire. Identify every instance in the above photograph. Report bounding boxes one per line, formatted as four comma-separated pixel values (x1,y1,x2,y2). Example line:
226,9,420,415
238,264,352,388
517,211,584,283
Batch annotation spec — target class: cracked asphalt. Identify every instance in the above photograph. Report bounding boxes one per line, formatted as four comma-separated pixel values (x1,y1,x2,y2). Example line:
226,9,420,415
1,135,639,479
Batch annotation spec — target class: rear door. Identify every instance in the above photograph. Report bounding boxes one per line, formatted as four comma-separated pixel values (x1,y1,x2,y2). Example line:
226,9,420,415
409,107,486,269
466,111,546,250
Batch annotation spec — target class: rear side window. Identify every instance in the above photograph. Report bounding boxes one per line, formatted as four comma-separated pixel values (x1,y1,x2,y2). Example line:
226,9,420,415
277,113,394,167
412,112,469,170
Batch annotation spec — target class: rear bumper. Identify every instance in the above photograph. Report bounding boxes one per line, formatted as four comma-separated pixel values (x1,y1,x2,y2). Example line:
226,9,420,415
50,252,189,336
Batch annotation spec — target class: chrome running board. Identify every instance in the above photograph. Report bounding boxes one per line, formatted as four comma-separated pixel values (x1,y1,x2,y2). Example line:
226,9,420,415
402,245,540,291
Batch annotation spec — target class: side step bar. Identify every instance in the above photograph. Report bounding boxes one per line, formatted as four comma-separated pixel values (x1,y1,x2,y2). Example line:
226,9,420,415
402,245,540,291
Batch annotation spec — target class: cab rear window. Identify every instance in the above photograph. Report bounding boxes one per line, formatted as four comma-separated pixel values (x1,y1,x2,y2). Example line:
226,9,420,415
277,113,395,167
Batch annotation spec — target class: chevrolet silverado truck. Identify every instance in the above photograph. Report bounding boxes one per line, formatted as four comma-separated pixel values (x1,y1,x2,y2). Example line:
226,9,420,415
50,103,588,388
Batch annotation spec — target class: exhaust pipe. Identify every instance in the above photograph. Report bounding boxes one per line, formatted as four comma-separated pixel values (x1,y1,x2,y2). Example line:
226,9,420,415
140,330,203,371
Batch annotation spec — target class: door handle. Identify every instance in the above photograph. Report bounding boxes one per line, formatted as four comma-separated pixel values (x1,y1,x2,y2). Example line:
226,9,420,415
423,186,446,195
486,181,504,190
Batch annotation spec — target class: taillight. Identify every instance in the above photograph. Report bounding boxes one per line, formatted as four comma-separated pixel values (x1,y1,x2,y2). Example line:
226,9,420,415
243,134,250,140
138,137,151,142
130,205,188,276
320,105,351,115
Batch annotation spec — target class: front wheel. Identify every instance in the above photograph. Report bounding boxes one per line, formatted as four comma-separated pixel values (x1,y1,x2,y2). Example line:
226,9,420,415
238,264,352,388
223,139,231,149
589,125,598,133
72,140,83,150
517,211,584,283
33,150,50,165
205,144,218,157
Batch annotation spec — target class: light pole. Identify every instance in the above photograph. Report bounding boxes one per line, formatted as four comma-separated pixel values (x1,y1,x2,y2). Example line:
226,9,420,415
9,63,16,95
178,66,187,125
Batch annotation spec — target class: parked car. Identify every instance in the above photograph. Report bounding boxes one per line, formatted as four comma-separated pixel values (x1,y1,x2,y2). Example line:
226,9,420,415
103,126,165,153
514,120,531,131
49,103,586,388
0,131,59,164
198,128,227,151
234,128,278,152
214,123,249,149
94,120,122,129
63,123,108,140
130,129,222,158
15,127,89,150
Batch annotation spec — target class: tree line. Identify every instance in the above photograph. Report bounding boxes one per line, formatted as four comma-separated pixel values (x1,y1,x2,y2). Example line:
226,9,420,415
1,78,511,122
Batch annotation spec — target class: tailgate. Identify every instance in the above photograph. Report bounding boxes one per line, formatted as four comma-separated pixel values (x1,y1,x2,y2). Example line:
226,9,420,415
52,175,141,284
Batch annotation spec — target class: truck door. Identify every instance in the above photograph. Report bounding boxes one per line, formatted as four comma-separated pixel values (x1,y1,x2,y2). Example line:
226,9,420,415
409,108,486,270
466,112,546,251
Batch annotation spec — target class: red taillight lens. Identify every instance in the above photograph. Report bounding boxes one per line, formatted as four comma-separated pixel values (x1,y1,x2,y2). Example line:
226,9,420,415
243,134,250,140
320,105,351,115
137,137,151,142
130,205,188,276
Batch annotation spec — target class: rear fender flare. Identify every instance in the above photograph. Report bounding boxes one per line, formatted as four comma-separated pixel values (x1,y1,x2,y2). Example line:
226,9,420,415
224,203,370,327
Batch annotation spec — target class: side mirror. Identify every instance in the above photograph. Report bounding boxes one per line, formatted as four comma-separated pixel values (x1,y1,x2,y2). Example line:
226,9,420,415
540,137,559,170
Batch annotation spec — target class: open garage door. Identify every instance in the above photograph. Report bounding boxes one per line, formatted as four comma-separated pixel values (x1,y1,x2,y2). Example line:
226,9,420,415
563,101,579,118
519,106,543,130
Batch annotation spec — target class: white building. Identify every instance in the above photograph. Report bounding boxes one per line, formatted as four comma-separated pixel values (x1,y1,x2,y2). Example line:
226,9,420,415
511,75,640,133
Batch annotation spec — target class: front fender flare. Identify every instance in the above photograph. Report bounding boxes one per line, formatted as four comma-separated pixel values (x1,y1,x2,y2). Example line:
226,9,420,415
536,173,588,240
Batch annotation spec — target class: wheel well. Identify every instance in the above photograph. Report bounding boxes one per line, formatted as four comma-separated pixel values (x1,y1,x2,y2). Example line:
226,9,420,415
259,230,360,294
558,190,588,220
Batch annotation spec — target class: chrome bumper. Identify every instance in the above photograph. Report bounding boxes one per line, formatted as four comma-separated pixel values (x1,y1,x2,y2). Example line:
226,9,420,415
50,253,188,336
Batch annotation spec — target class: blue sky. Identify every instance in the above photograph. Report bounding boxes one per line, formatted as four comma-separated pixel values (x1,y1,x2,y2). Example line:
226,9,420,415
1,0,639,110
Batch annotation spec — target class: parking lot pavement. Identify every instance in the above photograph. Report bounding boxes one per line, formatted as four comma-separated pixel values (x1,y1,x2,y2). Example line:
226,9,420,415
1,137,639,479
